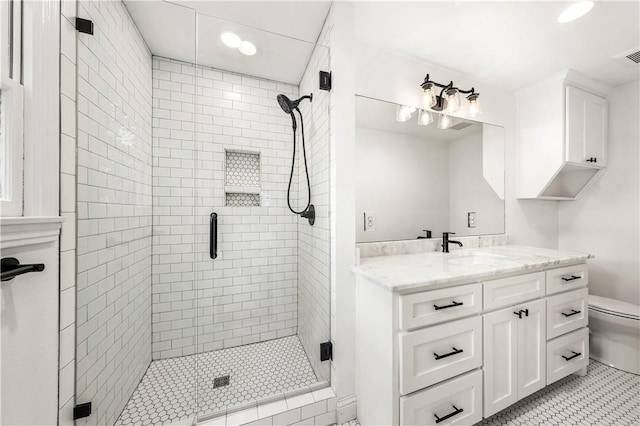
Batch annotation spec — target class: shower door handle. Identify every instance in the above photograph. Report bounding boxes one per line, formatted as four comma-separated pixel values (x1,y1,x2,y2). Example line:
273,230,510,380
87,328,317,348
210,213,218,259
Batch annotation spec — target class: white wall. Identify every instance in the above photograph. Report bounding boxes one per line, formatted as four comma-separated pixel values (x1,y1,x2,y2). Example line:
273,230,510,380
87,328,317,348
449,131,505,236
75,1,153,425
558,79,640,304
355,127,450,242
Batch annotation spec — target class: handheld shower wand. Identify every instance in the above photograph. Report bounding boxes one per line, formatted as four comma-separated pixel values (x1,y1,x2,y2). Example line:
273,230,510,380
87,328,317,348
276,93,315,225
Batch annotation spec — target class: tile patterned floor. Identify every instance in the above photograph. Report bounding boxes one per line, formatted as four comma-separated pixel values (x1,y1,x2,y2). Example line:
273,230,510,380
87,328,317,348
116,336,318,425
477,360,639,425
340,361,638,426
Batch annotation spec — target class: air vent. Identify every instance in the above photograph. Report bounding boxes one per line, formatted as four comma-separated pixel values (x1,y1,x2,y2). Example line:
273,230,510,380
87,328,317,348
450,122,474,131
612,46,640,66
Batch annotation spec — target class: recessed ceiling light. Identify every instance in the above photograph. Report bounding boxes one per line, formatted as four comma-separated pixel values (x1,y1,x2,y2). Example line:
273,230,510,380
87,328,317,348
239,41,257,56
558,1,594,23
221,32,241,48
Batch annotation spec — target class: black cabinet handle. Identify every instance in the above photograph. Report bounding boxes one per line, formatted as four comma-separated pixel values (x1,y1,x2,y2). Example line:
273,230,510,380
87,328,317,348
561,309,581,317
514,308,529,319
1,257,45,282
514,310,523,319
586,157,597,163
434,301,463,310
434,347,463,360
434,405,464,424
562,350,582,361
561,275,581,282
210,213,218,259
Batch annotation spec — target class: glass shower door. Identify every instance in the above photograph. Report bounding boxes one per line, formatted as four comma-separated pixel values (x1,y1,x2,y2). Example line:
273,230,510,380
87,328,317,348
191,11,332,421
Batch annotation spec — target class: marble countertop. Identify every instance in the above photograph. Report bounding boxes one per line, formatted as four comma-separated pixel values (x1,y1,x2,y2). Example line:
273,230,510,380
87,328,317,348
352,245,592,293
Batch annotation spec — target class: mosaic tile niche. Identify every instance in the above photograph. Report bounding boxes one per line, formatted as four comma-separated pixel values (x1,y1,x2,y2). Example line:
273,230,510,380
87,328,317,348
225,150,261,207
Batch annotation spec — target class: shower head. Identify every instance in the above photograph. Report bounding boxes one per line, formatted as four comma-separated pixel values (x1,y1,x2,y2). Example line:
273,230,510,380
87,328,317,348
276,93,313,115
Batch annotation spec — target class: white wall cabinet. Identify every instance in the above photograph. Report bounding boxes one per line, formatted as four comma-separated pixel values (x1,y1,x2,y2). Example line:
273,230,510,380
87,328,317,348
483,299,546,417
566,86,608,166
517,69,611,200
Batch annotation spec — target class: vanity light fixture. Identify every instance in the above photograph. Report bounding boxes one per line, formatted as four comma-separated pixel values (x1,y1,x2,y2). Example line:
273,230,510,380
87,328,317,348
438,114,452,130
466,93,481,118
420,73,480,118
417,109,433,126
558,1,594,23
396,105,417,122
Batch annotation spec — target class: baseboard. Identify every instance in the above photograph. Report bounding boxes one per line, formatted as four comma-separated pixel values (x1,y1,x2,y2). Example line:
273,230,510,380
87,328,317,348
336,395,357,424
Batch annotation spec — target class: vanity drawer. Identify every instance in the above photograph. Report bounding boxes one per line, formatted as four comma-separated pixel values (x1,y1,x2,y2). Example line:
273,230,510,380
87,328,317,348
546,288,588,339
483,272,545,311
399,316,482,395
546,327,589,385
399,283,482,330
400,369,483,426
546,264,588,295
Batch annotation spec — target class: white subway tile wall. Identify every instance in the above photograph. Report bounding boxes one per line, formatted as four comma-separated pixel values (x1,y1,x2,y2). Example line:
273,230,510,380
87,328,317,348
74,1,153,425
151,58,302,359
297,36,332,382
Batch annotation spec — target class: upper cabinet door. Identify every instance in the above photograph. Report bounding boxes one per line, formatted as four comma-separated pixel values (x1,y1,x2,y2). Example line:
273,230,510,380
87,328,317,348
566,86,608,166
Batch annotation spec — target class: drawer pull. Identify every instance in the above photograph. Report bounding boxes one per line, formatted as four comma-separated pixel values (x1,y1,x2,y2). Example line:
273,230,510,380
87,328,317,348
434,347,463,360
561,309,581,317
561,275,581,282
562,350,582,361
433,300,463,310
434,405,464,424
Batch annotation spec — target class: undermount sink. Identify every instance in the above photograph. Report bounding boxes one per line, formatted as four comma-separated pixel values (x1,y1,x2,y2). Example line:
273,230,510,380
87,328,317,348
443,252,509,265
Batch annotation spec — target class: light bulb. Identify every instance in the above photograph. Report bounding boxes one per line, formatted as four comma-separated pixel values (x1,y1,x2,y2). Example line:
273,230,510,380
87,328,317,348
417,109,433,126
438,114,452,130
422,83,437,108
396,105,416,122
466,94,481,118
221,32,241,48
239,41,257,56
558,1,594,23
446,89,460,113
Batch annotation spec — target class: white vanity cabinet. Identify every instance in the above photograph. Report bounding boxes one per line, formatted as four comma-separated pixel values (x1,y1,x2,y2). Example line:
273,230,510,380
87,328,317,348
355,255,590,426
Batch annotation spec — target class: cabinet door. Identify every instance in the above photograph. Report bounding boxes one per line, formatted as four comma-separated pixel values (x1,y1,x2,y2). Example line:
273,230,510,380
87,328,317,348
483,308,518,417
517,299,546,400
566,86,608,166
566,85,588,164
584,94,607,166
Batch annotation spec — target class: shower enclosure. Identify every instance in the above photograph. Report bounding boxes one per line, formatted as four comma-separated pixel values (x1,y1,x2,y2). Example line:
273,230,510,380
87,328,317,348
74,1,331,424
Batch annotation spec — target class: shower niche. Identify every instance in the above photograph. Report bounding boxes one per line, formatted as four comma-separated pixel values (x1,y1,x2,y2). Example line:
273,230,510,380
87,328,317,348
224,149,261,207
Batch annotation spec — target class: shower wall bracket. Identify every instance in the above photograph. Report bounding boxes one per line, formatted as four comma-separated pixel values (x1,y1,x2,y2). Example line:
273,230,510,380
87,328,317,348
75,17,94,35
320,341,333,361
319,71,332,91
73,402,92,420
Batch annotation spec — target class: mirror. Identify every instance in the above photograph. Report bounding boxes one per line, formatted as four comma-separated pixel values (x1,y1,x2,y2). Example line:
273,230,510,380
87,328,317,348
355,95,505,243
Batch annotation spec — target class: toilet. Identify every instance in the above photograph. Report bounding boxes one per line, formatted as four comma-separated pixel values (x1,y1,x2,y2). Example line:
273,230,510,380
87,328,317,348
588,295,640,375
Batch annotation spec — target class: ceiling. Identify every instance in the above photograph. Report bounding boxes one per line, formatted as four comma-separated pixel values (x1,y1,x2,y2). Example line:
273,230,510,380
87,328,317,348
353,1,640,90
124,0,331,84
355,96,482,142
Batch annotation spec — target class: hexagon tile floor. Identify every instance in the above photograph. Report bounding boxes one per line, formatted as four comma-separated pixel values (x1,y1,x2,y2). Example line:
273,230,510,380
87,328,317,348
476,360,639,425
116,336,318,425
339,361,638,426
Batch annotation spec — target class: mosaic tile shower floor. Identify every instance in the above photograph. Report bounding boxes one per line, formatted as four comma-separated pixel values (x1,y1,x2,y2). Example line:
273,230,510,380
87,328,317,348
116,336,317,425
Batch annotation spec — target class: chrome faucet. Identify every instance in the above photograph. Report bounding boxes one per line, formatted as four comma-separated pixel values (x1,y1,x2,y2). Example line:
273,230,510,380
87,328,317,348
442,232,463,253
